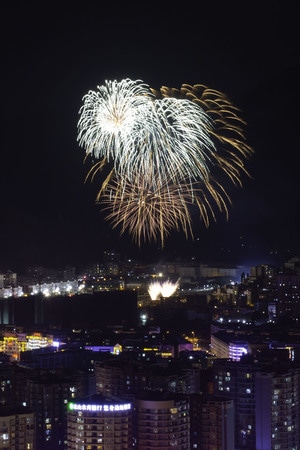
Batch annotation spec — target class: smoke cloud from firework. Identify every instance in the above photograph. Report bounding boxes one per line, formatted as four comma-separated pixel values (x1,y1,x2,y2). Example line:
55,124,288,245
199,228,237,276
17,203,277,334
77,79,253,247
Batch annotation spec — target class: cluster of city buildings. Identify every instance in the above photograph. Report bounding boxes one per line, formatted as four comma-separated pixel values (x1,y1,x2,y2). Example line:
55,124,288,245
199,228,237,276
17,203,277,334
0,253,300,448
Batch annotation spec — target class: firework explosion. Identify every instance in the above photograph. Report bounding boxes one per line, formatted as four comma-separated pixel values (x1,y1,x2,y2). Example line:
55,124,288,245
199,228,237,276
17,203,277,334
148,279,180,301
148,282,163,301
97,172,232,246
77,79,153,164
78,79,253,246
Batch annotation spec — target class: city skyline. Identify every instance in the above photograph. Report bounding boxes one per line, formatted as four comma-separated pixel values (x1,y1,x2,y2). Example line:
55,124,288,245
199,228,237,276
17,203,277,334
1,3,299,272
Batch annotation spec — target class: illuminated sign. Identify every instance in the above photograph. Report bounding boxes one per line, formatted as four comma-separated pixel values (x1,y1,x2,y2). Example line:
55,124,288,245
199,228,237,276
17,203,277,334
69,402,131,412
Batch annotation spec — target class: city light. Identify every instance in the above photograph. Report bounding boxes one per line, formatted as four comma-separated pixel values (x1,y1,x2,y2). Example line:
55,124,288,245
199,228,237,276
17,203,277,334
69,402,132,412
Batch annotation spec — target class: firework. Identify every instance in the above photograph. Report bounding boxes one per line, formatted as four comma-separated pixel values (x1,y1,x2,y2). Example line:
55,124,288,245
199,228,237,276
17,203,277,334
98,173,195,247
78,79,216,188
148,279,180,300
77,78,154,164
151,83,254,186
148,282,162,301
78,79,254,247
97,169,233,246
160,279,180,298
115,97,216,187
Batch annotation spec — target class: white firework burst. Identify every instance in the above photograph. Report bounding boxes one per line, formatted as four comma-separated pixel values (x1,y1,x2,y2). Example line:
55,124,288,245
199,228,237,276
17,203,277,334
77,78,154,163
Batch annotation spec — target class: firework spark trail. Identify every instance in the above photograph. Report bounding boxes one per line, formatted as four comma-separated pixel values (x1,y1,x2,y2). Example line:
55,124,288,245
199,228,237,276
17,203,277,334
116,97,216,187
98,170,233,247
148,282,162,301
99,173,196,247
160,279,180,298
79,80,217,188
77,78,153,163
77,79,254,247
148,279,180,300
151,83,254,186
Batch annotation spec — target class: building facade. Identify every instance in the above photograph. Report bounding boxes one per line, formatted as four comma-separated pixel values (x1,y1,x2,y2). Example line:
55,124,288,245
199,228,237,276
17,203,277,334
134,393,190,450
256,368,300,450
0,407,35,450
67,395,133,449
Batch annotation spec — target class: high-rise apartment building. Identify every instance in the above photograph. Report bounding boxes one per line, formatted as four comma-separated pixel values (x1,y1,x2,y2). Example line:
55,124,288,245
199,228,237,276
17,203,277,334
134,393,190,450
67,394,133,449
0,407,35,450
256,367,300,450
25,371,85,450
200,395,234,450
212,357,258,448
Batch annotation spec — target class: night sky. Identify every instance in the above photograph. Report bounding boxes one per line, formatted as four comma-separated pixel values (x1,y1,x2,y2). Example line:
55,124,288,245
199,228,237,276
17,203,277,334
1,3,299,272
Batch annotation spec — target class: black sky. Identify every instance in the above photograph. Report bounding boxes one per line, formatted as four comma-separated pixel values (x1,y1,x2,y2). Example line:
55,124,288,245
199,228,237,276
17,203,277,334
1,3,299,272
